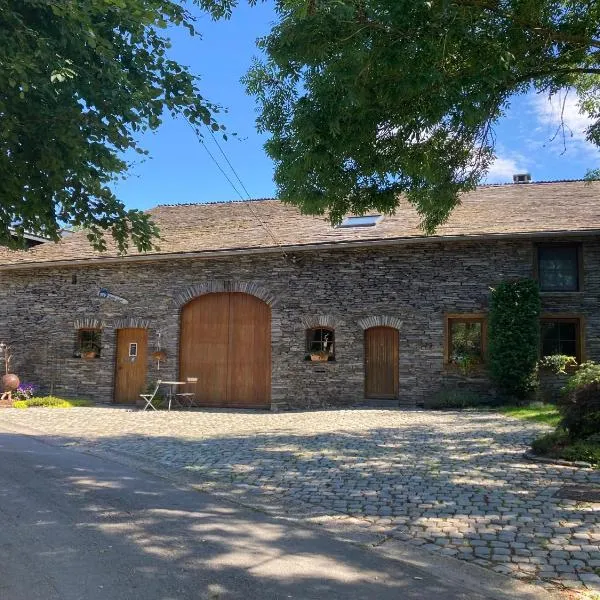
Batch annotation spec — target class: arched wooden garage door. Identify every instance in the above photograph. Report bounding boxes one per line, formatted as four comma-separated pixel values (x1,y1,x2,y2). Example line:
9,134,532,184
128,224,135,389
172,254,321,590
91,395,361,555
179,292,271,408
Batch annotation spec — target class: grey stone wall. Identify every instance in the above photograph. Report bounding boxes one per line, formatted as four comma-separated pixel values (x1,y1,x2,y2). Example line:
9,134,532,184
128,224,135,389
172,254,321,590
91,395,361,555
0,236,597,408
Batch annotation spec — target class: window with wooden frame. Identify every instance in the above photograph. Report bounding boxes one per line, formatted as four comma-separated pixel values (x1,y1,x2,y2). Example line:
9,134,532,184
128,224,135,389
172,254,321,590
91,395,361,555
444,314,486,370
75,328,102,358
305,328,335,361
536,244,582,292
540,316,583,362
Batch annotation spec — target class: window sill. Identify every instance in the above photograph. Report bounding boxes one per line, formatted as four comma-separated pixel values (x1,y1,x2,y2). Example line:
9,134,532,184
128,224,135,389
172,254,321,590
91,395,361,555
305,359,336,364
539,291,583,296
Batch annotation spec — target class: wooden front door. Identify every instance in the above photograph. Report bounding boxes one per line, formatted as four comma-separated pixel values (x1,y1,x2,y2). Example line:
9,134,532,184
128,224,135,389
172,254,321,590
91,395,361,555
114,328,148,404
179,292,271,408
364,327,399,399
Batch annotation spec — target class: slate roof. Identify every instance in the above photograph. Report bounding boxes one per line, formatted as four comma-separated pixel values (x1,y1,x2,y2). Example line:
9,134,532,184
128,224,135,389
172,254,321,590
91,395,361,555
0,180,599,268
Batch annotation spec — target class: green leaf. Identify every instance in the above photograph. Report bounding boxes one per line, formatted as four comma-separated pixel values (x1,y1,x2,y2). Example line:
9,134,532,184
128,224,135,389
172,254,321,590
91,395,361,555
244,0,600,227
0,0,227,252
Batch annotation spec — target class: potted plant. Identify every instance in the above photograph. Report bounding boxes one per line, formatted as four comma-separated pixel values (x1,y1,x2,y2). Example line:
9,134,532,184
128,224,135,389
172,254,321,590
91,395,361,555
0,342,19,401
310,350,330,362
81,343,98,359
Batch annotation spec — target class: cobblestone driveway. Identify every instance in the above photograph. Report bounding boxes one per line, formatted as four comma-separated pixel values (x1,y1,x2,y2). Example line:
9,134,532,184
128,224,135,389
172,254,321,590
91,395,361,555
2,407,599,594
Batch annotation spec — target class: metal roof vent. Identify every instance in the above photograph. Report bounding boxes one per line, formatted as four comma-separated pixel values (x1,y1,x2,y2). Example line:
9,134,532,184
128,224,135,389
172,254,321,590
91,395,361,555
513,173,532,184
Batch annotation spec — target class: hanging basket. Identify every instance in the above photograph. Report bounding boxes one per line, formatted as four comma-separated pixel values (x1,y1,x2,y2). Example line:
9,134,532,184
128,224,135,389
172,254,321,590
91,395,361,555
151,350,167,362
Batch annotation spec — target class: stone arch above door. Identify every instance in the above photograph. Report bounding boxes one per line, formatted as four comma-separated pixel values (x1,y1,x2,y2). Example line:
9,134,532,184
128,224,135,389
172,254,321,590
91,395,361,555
112,317,151,330
357,316,403,331
175,280,277,308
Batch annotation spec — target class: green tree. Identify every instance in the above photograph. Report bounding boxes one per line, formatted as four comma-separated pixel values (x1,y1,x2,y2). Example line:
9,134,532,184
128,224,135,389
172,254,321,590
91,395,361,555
0,0,224,251
488,279,541,401
242,0,600,229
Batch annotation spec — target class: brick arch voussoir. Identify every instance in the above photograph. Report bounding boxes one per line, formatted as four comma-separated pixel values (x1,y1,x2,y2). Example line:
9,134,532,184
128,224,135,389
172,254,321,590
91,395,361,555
357,316,403,331
111,317,151,330
73,317,104,330
300,315,340,330
175,280,278,308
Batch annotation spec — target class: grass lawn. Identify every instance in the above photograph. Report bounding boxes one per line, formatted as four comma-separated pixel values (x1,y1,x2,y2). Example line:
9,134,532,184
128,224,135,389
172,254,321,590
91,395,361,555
497,404,561,427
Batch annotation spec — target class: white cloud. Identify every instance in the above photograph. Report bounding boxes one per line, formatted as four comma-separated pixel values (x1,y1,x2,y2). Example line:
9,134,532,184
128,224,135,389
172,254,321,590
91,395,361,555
530,91,597,156
485,155,527,183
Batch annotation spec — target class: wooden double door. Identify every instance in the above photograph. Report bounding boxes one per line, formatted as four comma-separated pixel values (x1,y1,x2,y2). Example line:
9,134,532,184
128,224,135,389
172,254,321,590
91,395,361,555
364,327,399,399
179,292,271,408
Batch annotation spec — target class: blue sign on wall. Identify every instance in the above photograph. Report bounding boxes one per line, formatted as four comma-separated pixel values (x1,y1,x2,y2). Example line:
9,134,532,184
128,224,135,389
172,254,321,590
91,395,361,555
98,288,129,305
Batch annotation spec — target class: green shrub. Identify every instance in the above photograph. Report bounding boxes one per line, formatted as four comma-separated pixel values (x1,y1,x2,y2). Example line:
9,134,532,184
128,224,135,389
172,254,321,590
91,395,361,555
531,430,569,455
148,396,166,409
559,382,600,439
561,361,600,395
538,355,577,375
585,432,600,444
13,396,93,409
531,430,600,467
488,279,541,401
560,441,600,466
425,388,486,409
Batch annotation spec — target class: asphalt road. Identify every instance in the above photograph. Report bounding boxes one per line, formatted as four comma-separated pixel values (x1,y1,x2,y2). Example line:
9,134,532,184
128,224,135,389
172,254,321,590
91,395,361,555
0,431,550,600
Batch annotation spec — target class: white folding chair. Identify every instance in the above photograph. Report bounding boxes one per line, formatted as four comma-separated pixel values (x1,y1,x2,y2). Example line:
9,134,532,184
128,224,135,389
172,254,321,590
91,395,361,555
140,380,162,411
175,377,197,408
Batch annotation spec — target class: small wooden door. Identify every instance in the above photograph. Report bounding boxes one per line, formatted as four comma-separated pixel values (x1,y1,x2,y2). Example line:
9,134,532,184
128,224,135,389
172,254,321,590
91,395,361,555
365,327,399,399
114,328,148,404
179,292,271,407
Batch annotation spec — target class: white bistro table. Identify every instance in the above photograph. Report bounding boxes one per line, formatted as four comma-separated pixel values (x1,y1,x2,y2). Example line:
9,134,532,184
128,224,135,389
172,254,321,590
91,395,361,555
159,381,187,411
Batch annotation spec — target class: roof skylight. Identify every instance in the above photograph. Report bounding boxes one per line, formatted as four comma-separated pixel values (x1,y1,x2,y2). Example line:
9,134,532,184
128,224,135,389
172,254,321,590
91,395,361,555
338,215,382,228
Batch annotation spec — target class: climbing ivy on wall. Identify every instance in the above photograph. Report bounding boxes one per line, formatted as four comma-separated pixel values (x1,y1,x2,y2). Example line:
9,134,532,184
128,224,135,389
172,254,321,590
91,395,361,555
488,279,541,401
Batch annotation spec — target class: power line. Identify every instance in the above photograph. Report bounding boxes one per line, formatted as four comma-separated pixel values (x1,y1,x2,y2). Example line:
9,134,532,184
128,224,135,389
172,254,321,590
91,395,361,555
192,121,289,258
185,120,245,201
207,127,253,199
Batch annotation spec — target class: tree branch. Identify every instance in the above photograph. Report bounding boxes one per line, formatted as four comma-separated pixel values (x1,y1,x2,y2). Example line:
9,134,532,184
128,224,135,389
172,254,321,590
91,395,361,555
512,67,600,85
452,0,600,49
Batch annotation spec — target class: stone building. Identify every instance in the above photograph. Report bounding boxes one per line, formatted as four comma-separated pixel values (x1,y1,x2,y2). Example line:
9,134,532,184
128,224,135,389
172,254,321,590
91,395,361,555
0,180,597,409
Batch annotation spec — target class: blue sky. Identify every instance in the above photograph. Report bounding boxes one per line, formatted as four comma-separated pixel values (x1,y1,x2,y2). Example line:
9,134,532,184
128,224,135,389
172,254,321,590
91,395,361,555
114,2,600,211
